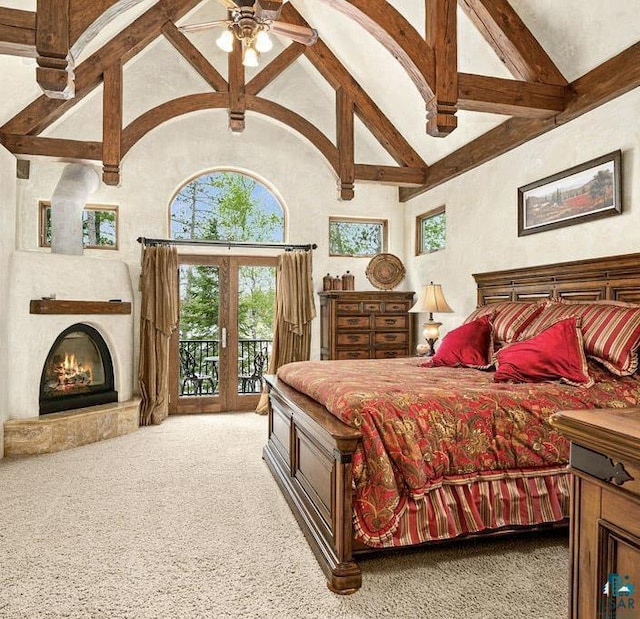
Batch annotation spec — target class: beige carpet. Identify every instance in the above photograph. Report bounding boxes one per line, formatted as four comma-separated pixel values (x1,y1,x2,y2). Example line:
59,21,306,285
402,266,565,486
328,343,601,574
0,413,569,619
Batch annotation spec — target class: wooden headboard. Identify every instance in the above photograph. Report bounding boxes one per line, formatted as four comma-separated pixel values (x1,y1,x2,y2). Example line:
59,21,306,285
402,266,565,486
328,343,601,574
474,252,640,306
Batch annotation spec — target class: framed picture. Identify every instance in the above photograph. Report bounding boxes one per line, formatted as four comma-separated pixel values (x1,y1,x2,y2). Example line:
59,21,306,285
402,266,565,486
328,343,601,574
518,150,622,237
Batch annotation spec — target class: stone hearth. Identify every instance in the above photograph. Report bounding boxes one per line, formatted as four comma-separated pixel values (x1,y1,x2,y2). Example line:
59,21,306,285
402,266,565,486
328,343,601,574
3,398,139,456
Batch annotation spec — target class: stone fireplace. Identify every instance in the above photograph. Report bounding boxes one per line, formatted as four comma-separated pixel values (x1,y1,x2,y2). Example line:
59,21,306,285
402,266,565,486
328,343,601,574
2,250,138,456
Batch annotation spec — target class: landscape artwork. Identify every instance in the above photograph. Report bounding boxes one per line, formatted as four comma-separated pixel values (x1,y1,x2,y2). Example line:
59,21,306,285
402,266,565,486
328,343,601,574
518,151,621,236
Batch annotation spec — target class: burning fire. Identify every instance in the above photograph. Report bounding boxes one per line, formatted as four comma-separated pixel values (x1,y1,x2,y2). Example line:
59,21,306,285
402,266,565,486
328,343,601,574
48,353,94,392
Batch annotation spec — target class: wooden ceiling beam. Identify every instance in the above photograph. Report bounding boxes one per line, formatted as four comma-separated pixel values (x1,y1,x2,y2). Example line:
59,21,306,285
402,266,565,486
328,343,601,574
458,73,567,117
0,133,102,160
458,0,567,86
162,21,228,93
36,0,75,99
283,4,427,170
354,164,427,186
102,61,122,185
0,8,36,57
228,36,246,132
286,1,439,131
246,96,339,173
336,88,355,200
0,2,155,98
121,93,228,156
68,0,148,47
120,94,336,168
120,93,339,172
0,0,202,137
0,2,147,60
426,0,458,136
400,40,640,202
246,43,305,96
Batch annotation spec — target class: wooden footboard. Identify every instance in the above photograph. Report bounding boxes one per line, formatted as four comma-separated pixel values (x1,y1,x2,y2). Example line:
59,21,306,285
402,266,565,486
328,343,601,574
262,374,363,594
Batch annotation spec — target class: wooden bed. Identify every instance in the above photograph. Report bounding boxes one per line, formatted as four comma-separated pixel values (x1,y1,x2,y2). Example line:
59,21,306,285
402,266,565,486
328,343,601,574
262,252,640,594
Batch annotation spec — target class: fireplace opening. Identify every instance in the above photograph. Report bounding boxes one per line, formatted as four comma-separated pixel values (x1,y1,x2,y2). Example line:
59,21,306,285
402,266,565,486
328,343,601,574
39,323,117,415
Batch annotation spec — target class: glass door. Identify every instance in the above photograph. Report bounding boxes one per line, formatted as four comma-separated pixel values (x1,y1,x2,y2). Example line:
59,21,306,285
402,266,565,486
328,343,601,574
232,259,277,411
171,255,276,413
173,258,223,413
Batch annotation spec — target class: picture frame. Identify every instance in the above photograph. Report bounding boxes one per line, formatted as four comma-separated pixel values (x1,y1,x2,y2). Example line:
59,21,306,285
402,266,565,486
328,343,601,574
517,150,622,237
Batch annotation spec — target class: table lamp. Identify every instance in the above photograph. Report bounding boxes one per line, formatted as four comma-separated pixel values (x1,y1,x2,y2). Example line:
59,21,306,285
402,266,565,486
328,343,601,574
409,282,454,355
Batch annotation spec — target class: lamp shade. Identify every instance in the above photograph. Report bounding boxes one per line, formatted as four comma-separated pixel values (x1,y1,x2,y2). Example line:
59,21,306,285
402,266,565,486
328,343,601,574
242,45,259,67
216,29,235,53
409,282,454,314
255,29,273,53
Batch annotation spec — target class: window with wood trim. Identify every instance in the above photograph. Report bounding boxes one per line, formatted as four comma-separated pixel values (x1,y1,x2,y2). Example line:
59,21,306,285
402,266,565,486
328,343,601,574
39,202,119,250
329,217,388,257
170,170,285,243
416,206,446,255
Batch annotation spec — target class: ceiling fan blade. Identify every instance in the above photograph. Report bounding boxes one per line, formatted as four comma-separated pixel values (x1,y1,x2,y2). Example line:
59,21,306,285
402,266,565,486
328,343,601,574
270,21,318,46
178,19,231,33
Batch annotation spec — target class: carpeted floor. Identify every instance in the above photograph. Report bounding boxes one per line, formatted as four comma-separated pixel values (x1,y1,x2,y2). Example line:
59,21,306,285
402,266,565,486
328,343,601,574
0,413,569,619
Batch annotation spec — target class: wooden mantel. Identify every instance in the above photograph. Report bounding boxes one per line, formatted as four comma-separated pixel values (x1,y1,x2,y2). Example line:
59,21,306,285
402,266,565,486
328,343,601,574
29,299,131,314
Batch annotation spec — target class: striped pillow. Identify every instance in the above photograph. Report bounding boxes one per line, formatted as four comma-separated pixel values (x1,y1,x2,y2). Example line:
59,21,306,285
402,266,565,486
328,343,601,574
464,301,546,344
519,300,640,376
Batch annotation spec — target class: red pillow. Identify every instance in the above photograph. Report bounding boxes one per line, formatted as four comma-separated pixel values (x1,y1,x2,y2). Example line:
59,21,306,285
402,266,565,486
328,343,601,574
424,316,494,369
494,317,593,387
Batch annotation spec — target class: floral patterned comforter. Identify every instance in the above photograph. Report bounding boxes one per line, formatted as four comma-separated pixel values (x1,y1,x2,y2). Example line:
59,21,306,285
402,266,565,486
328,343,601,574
276,357,640,540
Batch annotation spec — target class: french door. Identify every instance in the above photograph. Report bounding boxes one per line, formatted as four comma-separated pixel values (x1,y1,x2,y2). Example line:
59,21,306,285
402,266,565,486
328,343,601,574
169,254,277,414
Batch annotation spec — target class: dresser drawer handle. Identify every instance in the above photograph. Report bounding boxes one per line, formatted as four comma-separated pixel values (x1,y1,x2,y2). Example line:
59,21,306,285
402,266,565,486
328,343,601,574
347,318,360,325
383,319,396,325
348,335,360,341
383,335,398,341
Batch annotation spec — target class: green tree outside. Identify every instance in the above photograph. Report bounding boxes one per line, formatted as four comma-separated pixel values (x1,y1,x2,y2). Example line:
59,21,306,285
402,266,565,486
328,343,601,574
329,219,385,256
421,211,445,253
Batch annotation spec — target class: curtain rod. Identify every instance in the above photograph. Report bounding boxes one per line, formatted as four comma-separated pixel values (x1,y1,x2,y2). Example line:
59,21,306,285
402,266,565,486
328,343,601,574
137,237,317,251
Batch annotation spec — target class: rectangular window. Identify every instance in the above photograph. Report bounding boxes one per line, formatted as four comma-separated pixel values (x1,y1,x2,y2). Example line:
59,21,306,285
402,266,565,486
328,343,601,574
39,201,119,250
329,217,388,257
416,206,445,255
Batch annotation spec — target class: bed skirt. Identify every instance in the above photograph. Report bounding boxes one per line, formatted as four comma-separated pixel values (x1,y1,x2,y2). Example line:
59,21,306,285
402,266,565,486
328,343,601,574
354,466,571,548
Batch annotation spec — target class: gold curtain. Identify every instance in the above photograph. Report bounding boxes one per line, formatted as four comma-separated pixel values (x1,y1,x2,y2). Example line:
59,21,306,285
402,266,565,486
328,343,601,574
138,244,179,426
256,250,316,413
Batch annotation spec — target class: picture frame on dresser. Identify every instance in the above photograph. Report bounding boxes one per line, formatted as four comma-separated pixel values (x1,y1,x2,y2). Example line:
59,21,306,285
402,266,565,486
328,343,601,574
517,150,622,237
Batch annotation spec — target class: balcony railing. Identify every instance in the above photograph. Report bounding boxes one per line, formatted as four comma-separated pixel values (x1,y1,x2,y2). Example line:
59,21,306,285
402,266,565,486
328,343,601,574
179,339,271,396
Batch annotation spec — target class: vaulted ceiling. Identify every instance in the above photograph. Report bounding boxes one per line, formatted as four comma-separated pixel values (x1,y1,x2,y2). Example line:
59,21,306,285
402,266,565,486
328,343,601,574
1,0,640,202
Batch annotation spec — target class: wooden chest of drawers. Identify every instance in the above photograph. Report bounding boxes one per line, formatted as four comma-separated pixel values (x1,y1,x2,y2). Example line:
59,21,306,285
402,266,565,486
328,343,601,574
319,291,415,360
550,408,640,619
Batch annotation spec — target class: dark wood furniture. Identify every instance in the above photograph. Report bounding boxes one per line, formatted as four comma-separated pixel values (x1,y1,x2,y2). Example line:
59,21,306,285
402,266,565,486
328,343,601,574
263,252,640,594
319,290,415,360
550,409,640,619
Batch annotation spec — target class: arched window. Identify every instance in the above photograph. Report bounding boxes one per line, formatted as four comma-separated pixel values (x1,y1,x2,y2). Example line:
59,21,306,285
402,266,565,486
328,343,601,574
170,170,285,243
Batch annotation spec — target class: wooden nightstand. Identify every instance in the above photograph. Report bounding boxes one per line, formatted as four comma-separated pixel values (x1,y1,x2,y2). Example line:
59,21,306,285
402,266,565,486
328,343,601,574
550,408,640,619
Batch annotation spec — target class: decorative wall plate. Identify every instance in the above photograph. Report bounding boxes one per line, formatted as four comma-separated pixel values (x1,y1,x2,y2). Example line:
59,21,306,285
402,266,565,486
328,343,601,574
365,253,406,290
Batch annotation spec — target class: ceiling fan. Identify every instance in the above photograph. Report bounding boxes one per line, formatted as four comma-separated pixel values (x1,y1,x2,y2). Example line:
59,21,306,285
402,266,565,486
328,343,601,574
179,0,318,67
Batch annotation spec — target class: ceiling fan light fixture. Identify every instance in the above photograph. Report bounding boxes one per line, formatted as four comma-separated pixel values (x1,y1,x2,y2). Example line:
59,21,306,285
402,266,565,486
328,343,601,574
254,29,273,53
242,45,259,67
216,28,235,53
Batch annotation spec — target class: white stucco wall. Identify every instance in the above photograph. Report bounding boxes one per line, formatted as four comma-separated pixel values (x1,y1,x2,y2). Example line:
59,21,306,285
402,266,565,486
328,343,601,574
0,146,17,456
405,86,640,342
16,110,406,371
